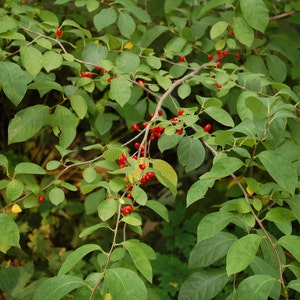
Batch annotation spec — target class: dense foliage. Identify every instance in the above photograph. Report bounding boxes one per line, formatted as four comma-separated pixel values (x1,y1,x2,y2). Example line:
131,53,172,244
1,0,300,299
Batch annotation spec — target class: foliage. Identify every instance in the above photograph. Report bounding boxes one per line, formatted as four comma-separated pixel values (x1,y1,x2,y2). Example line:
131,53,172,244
0,0,300,299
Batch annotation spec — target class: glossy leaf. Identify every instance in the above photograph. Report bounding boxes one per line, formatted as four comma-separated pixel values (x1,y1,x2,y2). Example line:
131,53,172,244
226,234,262,275
0,214,20,253
122,239,152,282
177,137,205,172
178,270,230,300
58,244,104,276
8,105,49,144
104,268,147,300
257,150,297,195
0,62,27,106
32,275,88,300
278,235,300,261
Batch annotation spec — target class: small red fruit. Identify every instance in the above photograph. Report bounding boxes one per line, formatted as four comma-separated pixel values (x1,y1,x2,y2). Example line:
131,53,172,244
56,28,62,38
222,51,229,56
95,66,101,71
218,54,223,61
216,50,221,55
87,72,93,78
216,83,222,89
126,193,133,199
207,54,214,60
107,77,113,83
132,155,138,160
117,157,126,164
149,113,154,119
137,79,145,86
215,61,221,68
158,109,163,116
155,132,162,138
176,129,183,135
231,29,235,36
119,163,126,169
171,117,178,122
81,71,87,77
38,195,44,203
150,134,156,141
142,122,148,128
203,123,212,132
122,205,133,215
179,55,185,62
140,177,147,185
132,124,140,131
234,52,240,58
139,164,146,170
178,109,184,116
134,142,140,149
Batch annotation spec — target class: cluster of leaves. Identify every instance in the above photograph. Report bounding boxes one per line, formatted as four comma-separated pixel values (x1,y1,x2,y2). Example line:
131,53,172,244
0,0,300,299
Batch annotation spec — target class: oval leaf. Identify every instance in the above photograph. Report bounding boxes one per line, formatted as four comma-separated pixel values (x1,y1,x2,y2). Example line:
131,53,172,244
15,162,46,175
204,106,234,127
146,200,169,222
0,214,20,253
49,187,65,206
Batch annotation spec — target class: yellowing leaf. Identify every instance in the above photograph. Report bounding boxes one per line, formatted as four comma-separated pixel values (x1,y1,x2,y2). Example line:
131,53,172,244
246,186,254,196
104,293,112,300
124,42,133,49
12,204,22,214
128,158,149,183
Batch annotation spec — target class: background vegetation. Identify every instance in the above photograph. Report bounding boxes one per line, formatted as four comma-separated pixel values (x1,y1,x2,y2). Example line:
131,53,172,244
1,0,300,299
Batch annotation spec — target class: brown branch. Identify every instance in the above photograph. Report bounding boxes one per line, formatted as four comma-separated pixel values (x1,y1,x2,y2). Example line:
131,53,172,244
270,10,297,21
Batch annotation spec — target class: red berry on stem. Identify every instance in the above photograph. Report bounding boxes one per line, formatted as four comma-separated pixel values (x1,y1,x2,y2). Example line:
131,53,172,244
234,52,240,58
179,55,185,62
203,123,212,132
139,164,146,170
95,66,101,71
215,61,221,68
132,124,140,131
119,163,126,169
158,109,163,116
216,50,221,55
126,193,133,199
178,109,184,116
81,71,87,77
176,129,183,135
137,79,145,86
140,177,147,185
117,157,125,164
56,28,62,38
231,29,235,36
216,83,222,89
142,122,148,128
132,155,138,160
218,54,223,61
149,113,154,119
87,72,93,78
107,77,113,83
134,142,140,149
171,117,178,122
222,51,229,56
150,134,156,141
38,195,44,203
207,54,214,60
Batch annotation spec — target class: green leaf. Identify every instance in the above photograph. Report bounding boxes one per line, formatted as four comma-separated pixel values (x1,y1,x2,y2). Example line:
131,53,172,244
98,199,118,221
0,62,27,106
197,211,235,242
288,279,300,293
79,222,110,238
6,179,24,202
20,46,43,77
109,77,131,107
0,16,17,33
46,160,61,170
122,239,153,282
32,275,88,300
177,137,205,172
95,113,119,135
146,56,161,70
177,84,191,99
178,270,230,300
58,244,104,276
257,150,297,195
204,107,234,127
152,159,178,197
70,94,88,119
53,105,77,148
118,12,136,38
164,0,183,13
82,42,108,70
187,178,215,207
226,234,262,275
278,235,300,261
201,155,243,180
8,105,49,144
266,54,287,82
146,200,169,222
286,196,300,224
210,21,229,40
93,8,117,32
197,0,234,19
132,186,147,205
122,214,142,226
0,154,9,173
49,187,65,206
233,17,254,47
240,0,269,33
139,26,168,48
189,232,237,268
264,207,295,223
43,51,63,72
235,275,276,300
116,52,140,73
0,214,20,253
104,268,147,300
15,162,46,175
83,167,97,183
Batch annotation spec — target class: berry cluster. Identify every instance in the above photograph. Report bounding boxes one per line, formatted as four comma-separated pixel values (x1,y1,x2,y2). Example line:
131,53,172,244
207,49,240,68
121,205,133,215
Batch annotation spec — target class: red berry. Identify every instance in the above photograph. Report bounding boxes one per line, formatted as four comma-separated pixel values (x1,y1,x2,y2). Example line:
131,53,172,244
117,157,126,164
146,172,155,179
119,163,126,169
215,61,221,68
222,51,229,56
216,50,221,55
218,54,223,60
102,69,107,75
158,109,163,116
155,132,162,138
234,53,240,58
140,177,147,185
207,54,214,60
231,29,235,36
149,113,154,119
132,124,140,131
179,55,185,62
178,109,184,116
126,193,133,199
134,142,140,149
137,79,145,86
171,117,178,122
142,122,148,128
38,195,44,203
132,155,138,160
203,123,212,132
95,66,101,71
176,129,183,135
139,164,146,170
56,28,62,38
81,71,87,77
216,83,222,89
87,72,93,78
150,134,156,141
107,77,113,83
122,205,133,214
122,153,127,161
